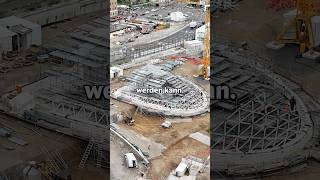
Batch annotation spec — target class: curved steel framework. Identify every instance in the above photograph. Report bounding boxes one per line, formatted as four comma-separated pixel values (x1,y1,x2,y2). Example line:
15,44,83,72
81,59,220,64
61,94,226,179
213,93,303,153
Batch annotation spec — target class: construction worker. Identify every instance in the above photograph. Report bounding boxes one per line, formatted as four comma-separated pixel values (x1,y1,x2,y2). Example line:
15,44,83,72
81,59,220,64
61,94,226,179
289,96,296,111
284,102,289,112
297,23,307,57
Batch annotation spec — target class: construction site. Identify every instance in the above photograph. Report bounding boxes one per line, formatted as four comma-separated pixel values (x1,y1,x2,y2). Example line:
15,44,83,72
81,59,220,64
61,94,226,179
0,0,109,179
3,0,320,179
0,0,211,179
110,1,210,180
212,0,320,179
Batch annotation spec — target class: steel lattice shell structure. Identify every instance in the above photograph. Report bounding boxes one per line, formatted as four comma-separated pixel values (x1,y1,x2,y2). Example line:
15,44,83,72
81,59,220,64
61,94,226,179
211,44,315,176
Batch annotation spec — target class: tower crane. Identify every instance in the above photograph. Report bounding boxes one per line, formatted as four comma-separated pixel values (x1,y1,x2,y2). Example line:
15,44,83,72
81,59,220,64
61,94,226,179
273,0,320,54
202,0,210,80
192,0,210,80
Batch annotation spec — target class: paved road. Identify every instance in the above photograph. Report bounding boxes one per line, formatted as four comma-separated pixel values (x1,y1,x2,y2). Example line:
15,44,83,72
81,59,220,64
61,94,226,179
111,25,197,62
134,3,205,22
135,26,195,49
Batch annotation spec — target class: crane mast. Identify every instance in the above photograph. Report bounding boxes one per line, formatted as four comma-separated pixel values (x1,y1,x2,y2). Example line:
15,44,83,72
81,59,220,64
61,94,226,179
203,0,210,80
275,0,319,53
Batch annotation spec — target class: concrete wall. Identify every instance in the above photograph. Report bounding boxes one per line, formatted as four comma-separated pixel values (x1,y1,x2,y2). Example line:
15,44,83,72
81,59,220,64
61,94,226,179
30,25,42,45
15,24,41,49
19,0,107,26
0,35,12,55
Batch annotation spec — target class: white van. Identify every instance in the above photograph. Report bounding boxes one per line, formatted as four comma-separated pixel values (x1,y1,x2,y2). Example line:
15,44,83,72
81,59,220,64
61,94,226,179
175,162,188,177
124,153,137,168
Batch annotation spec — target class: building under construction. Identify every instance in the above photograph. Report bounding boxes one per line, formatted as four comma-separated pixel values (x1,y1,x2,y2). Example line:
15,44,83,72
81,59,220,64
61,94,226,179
212,0,320,179
0,0,210,179
0,0,109,179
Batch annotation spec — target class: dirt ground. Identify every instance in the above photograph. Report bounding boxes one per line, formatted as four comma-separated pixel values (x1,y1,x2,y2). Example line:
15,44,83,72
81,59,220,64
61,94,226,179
149,137,210,180
129,112,209,179
112,60,210,149
128,112,209,147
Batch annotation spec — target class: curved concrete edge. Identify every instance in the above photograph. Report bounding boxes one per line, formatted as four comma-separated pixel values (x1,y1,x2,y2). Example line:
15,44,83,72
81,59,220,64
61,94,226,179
111,22,190,50
212,57,314,176
133,22,190,47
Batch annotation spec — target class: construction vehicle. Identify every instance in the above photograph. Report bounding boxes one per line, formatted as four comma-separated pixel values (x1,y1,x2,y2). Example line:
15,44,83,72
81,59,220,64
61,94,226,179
156,22,170,30
270,0,320,54
123,106,141,126
161,121,172,128
189,21,198,28
141,25,152,34
123,111,135,126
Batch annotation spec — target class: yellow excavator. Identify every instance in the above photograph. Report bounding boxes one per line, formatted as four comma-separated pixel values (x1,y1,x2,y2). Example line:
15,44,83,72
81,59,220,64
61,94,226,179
123,107,140,126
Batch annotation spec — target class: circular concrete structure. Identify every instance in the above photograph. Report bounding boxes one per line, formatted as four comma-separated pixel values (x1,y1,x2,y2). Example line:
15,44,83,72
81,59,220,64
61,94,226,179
212,49,314,176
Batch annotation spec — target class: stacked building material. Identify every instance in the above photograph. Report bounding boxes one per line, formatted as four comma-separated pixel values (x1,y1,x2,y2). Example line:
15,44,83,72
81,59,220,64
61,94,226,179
170,12,186,22
184,40,204,57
